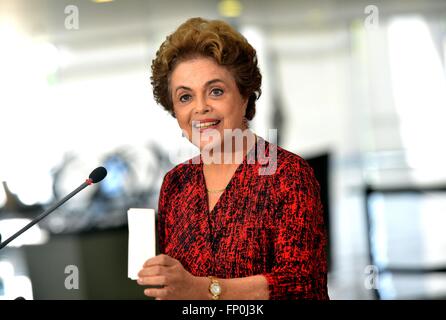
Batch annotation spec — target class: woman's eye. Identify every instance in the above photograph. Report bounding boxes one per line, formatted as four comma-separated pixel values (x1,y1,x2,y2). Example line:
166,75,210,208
179,94,191,103
210,88,224,96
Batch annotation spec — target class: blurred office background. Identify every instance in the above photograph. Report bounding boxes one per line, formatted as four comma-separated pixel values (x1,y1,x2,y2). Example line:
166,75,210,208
1,0,446,300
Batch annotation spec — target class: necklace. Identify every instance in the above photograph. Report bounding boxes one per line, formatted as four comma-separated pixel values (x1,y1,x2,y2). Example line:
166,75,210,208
206,187,226,193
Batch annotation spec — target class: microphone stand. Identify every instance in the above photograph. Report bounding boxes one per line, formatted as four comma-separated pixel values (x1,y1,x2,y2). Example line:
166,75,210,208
0,180,91,251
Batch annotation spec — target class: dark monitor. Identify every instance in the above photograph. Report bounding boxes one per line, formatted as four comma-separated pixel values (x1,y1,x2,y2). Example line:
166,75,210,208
305,152,331,271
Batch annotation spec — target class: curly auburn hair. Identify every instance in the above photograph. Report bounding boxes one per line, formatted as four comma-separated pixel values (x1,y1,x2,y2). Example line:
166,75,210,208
151,17,262,120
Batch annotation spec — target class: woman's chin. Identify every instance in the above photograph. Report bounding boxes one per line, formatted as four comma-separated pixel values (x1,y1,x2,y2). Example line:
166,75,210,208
190,129,222,149
198,139,222,153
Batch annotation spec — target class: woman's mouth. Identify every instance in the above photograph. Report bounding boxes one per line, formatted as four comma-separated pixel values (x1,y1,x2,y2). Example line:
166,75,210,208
193,120,221,131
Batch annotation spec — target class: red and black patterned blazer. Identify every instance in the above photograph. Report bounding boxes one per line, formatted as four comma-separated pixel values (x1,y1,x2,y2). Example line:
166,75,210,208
157,135,329,299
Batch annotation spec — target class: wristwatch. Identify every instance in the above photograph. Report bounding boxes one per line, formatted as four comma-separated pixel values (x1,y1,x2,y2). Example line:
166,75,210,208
208,276,222,300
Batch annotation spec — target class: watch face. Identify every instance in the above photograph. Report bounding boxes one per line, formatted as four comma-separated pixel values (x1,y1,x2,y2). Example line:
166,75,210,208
210,283,221,295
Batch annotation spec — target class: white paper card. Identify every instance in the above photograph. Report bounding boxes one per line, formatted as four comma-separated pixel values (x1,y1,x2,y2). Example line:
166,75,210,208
127,208,156,280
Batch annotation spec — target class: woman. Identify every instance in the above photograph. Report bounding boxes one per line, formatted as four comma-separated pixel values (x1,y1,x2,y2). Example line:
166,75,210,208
137,17,329,300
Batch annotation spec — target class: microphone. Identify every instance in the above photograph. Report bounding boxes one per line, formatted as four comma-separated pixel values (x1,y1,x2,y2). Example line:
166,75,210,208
0,166,107,250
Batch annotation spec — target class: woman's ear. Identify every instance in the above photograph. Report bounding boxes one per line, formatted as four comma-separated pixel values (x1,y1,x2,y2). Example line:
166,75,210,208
242,97,249,116
241,98,250,129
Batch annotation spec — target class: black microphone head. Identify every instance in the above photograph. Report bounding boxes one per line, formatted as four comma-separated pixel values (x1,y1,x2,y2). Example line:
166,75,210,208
89,166,107,183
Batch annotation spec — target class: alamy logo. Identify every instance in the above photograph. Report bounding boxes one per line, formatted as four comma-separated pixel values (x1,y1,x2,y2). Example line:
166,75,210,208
172,128,278,175
64,5,79,30
64,265,79,290
364,5,379,30
364,264,379,290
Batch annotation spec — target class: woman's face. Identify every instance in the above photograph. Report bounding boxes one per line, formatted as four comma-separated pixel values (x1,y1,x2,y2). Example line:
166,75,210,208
170,57,248,151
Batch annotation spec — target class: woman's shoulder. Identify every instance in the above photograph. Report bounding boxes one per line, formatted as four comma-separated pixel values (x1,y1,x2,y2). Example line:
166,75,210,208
161,154,201,185
272,144,321,198
272,143,315,178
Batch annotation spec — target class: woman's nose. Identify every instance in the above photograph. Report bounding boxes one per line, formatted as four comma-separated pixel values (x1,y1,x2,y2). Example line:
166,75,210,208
194,96,211,114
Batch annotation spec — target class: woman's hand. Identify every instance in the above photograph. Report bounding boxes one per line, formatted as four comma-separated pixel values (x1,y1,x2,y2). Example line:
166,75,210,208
137,254,207,300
